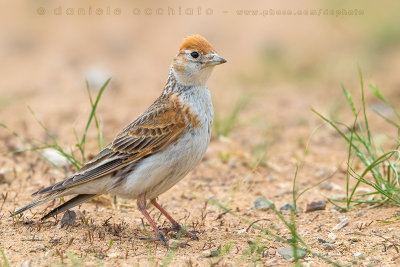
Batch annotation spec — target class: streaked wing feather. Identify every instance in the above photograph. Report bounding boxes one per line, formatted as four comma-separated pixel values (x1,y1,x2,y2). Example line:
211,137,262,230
33,94,188,196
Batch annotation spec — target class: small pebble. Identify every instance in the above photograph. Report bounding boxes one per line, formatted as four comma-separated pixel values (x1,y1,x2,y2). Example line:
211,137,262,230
369,257,378,262
42,149,70,168
356,187,371,193
320,181,343,191
317,238,329,244
319,181,333,190
107,252,120,258
237,228,246,234
202,250,219,257
332,216,348,230
305,200,326,212
20,260,31,267
45,249,56,257
0,168,14,184
277,246,306,260
354,252,365,259
254,196,274,211
36,244,45,251
328,232,337,240
280,203,295,211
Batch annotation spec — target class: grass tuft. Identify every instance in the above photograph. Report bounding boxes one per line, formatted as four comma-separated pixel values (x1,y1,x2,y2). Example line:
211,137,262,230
313,68,400,211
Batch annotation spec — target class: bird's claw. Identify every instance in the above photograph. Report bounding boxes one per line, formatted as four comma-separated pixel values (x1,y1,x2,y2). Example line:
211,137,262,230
140,232,168,245
169,223,199,241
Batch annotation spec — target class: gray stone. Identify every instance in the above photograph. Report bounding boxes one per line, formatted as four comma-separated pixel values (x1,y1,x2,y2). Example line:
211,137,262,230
280,204,295,211
254,196,274,211
278,246,306,260
305,200,326,212
317,238,329,243
354,252,365,259
202,249,219,257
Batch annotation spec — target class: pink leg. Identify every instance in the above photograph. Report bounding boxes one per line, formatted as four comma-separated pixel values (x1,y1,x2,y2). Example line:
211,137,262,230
137,194,167,244
151,199,199,240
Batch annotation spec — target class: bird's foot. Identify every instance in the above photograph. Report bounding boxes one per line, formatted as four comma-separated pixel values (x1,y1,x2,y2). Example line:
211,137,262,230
140,232,168,245
168,223,199,241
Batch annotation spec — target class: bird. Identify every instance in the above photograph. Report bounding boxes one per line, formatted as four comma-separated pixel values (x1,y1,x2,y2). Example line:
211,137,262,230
11,35,226,244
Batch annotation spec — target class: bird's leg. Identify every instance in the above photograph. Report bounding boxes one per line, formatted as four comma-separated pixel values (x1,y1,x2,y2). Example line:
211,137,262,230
137,194,167,245
150,199,199,240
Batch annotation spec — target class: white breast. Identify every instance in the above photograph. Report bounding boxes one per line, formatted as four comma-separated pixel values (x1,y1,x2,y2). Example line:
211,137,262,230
111,86,213,200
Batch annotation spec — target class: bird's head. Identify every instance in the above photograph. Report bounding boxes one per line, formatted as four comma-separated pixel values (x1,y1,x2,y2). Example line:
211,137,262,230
172,35,226,86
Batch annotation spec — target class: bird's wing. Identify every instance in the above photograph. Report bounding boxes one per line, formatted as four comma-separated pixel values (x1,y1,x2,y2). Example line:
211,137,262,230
33,93,197,196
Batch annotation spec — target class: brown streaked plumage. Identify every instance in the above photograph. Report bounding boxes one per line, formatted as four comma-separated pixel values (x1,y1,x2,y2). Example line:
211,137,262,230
32,93,193,196
11,35,226,245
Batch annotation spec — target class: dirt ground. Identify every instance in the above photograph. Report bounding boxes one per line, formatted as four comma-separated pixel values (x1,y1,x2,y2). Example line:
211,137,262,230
2,1,400,266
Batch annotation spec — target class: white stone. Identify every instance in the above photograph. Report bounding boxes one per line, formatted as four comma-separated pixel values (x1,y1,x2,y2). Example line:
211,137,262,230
42,149,70,168
237,228,246,234
328,232,337,240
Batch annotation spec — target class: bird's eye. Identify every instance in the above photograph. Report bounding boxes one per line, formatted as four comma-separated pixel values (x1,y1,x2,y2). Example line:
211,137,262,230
190,51,199,58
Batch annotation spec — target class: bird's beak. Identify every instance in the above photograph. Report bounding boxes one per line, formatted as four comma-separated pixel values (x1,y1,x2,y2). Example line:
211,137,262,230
206,53,227,66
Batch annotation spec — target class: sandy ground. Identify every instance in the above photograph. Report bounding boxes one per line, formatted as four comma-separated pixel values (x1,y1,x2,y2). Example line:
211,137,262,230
2,0,400,266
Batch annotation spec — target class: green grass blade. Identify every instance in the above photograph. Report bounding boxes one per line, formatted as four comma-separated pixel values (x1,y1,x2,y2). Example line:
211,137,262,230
80,78,111,160
372,109,400,128
358,66,372,148
348,151,400,204
345,122,355,210
0,247,10,267
200,196,343,266
312,109,382,182
27,106,82,169
369,83,400,120
341,84,357,117
86,81,104,152
311,109,367,164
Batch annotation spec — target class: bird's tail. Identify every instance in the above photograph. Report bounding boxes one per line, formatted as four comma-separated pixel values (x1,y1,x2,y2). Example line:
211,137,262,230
10,191,66,218
41,194,96,220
